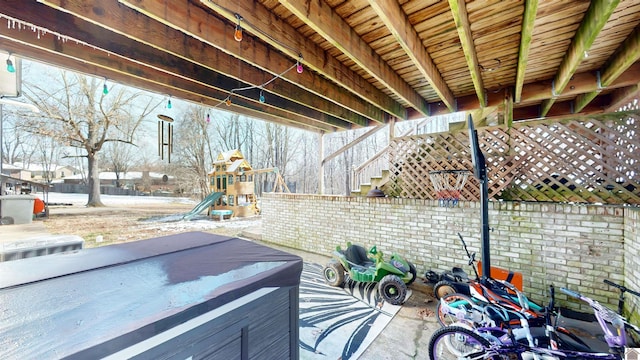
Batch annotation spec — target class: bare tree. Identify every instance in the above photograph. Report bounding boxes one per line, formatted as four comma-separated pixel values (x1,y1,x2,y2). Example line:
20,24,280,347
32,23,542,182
1,108,35,166
22,70,161,206
100,119,142,188
33,134,64,184
171,106,215,199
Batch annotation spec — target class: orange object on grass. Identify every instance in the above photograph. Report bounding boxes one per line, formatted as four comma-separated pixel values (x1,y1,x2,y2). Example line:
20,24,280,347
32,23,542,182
33,197,45,214
477,261,523,291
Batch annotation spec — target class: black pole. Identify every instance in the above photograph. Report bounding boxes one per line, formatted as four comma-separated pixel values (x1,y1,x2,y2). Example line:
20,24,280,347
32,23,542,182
467,115,490,280
479,169,490,279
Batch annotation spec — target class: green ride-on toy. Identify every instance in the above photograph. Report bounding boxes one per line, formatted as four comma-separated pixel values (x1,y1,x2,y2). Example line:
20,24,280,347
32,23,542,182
322,242,417,305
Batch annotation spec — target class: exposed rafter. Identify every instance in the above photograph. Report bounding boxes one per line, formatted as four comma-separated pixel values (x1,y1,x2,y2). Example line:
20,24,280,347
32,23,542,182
198,0,406,120
368,0,455,112
5,3,351,128
448,0,485,107
41,0,367,129
0,38,332,133
114,0,384,127
277,0,430,117
0,0,639,134
540,0,620,116
514,0,538,103
575,25,640,112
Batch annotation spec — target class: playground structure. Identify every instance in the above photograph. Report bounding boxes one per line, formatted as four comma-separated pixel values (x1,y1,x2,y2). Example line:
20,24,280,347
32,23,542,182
206,150,289,219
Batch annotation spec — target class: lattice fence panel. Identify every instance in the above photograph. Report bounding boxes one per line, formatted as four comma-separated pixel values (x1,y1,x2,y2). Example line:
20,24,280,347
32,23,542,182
387,114,640,205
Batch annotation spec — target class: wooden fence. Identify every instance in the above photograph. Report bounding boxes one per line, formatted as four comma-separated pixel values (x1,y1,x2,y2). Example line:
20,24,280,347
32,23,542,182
386,113,640,205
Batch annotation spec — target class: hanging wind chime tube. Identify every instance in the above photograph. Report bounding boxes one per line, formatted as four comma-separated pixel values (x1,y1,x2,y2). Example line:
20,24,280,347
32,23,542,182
157,114,174,163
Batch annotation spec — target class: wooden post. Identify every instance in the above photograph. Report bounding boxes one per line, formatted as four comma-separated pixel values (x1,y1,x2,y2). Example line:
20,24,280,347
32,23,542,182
318,131,325,194
388,117,395,142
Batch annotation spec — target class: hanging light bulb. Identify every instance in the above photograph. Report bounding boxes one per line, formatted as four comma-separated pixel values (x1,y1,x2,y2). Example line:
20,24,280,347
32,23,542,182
6,54,15,73
225,97,232,106
234,14,243,42
259,89,265,103
167,97,172,109
296,54,303,74
234,25,243,42
102,78,109,95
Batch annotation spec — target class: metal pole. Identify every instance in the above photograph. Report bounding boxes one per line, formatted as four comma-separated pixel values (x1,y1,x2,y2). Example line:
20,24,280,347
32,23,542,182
480,171,490,279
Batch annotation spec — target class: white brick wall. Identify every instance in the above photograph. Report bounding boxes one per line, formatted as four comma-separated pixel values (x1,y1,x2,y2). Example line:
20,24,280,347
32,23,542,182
262,194,639,315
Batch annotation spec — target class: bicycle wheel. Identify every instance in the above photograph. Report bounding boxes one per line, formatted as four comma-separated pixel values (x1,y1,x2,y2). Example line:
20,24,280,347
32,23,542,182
429,326,491,360
436,293,476,327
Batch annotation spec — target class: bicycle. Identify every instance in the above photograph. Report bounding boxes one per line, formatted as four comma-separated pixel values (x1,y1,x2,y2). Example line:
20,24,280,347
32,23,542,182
429,280,640,360
435,233,546,327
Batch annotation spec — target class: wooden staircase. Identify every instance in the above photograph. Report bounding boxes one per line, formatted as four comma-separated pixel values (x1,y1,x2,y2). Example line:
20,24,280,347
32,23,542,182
351,169,392,196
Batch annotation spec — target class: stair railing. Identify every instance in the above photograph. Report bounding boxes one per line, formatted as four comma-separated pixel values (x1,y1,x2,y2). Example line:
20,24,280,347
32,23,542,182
351,120,430,192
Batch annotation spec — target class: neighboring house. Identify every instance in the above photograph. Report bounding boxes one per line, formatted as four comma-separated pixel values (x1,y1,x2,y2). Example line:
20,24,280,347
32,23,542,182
22,163,80,182
9,163,81,183
2,163,30,180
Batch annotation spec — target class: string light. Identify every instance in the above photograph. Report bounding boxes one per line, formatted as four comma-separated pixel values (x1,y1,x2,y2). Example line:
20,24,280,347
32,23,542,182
206,113,210,123
296,54,303,74
102,78,109,95
167,97,172,109
202,6,305,108
5,54,15,73
234,14,243,42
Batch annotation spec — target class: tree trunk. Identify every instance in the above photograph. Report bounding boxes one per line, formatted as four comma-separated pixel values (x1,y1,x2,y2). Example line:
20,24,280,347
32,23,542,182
86,152,104,207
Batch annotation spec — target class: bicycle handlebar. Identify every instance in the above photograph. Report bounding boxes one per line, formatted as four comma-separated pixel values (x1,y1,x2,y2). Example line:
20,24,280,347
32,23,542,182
560,287,581,299
604,279,640,298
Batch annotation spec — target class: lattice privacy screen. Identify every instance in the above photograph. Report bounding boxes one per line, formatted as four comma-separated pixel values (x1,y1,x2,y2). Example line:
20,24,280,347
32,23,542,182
386,115,639,205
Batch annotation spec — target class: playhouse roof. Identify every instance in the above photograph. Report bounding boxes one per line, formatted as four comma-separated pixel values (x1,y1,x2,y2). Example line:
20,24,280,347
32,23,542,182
227,159,252,173
213,149,244,164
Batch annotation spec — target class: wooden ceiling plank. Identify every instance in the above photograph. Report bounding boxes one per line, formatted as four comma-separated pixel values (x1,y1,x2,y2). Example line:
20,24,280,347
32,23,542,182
448,0,486,107
198,0,406,120
367,0,456,112
575,25,640,112
104,0,383,125
8,1,352,130
540,0,620,116
514,0,538,103
605,84,640,112
277,0,431,117
0,38,331,133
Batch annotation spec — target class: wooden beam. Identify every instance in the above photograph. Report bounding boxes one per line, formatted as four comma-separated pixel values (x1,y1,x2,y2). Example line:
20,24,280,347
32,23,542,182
514,0,539,103
605,84,640,112
39,0,371,128
1,40,329,133
0,29,337,133
448,0,486,107
277,0,430,117
368,0,456,112
505,89,514,128
540,0,620,116
198,0,406,120
322,125,387,164
575,25,640,112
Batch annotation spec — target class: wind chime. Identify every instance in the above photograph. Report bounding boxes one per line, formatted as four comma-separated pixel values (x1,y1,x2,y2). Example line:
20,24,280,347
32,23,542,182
157,112,173,163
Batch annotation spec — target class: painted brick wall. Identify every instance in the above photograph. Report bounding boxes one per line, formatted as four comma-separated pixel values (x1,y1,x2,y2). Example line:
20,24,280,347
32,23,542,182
624,207,640,324
262,194,639,314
